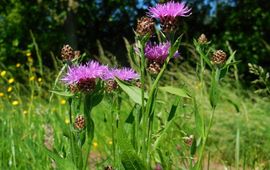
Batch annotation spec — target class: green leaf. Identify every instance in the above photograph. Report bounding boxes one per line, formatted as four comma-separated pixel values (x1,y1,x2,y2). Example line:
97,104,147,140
42,147,77,170
118,127,147,170
124,37,139,70
153,97,182,150
226,99,240,113
84,94,96,144
121,151,147,170
209,69,220,109
159,86,190,98
169,35,183,58
125,105,135,124
225,51,236,65
190,137,197,156
193,98,205,137
50,90,74,97
167,96,181,121
116,78,147,105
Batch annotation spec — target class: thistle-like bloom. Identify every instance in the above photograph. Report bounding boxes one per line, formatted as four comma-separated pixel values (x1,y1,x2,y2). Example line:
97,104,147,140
62,61,108,85
145,41,179,74
148,1,191,32
104,68,139,81
62,61,109,92
145,41,179,63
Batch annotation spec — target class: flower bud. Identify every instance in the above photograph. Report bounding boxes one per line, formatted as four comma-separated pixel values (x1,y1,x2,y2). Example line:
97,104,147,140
105,80,118,93
198,33,208,44
212,50,227,65
136,16,155,36
61,44,74,61
148,61,161,74
74,115,86,130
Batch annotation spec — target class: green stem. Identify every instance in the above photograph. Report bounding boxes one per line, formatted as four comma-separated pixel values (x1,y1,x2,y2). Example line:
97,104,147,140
30,30,43,75
68,98,76,164
111,95,116,166
144,56,170,167
83,144,91,170
196,108,215,169
200,49,205,93
49,64,67,103
139,39,148,162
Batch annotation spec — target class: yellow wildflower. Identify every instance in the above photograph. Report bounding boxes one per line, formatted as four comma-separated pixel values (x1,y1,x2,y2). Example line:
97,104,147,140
23,110,28,115
7,87,13,92
29,76,35,81
0,93,4,97
8,78,15,84
1,71,6,77
65,118,70,124
38,78,42,82
26,51,31,57
16,63,21,68
93,142,98,148
109,140,113,145
12,100,19,106
60,99,66,105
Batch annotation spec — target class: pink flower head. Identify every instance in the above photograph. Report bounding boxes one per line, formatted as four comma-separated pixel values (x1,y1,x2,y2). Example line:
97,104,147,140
62,60,108,85
145,41,179,63
148,1,192,20
103,67,139,81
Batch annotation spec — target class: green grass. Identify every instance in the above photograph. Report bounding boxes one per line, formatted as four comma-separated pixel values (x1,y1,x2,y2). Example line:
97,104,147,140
0,59,270,169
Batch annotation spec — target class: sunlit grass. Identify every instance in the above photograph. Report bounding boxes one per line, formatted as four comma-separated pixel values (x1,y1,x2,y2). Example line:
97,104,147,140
0,55,269,169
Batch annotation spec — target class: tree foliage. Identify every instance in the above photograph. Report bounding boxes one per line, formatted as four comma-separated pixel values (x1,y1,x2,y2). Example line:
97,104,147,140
0,0,269,82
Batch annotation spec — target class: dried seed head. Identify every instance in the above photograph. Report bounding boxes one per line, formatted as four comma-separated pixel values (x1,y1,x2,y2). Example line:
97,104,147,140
198,34,208,44
43,124,54,151
74,115,85,130
105,80,118,93
104,165,113,170
61,44,74,61
136,16,155,36
183,135,194,146
77,78,96,93
135,80,142,88
212,50,227,65
148,61,161,74
160,16,179,33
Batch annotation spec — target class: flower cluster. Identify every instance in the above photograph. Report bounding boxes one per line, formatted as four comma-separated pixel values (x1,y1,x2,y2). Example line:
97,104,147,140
134,2,191,74
62,61,139,93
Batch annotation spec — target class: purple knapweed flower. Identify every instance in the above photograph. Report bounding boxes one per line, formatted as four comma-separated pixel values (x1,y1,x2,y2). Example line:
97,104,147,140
103,67,139,93
62,61,108,85
113,68,140,81
145,41,179,63
62,61,109,93
103,68,139,81
145,41,179,74
148,1,191,32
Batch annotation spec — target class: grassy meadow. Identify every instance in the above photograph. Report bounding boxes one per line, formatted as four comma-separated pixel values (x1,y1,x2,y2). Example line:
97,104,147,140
0,48,269,169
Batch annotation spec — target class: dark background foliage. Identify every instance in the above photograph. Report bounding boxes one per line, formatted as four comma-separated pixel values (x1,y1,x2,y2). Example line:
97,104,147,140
0,0,269,83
